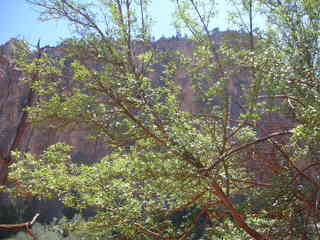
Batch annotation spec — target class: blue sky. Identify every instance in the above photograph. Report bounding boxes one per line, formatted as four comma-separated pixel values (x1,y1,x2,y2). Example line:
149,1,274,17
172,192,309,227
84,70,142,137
0,0,260,46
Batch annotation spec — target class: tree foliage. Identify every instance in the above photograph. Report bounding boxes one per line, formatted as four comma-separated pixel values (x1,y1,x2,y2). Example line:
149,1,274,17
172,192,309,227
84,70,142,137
4,0,320,239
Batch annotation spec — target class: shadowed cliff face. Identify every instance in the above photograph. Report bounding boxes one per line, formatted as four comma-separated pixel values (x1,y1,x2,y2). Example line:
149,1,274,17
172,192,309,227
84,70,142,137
0,35,294,179
0,39,111,223
0,51,26,185
0,34,247,164
0,40,109,163
0,35,244,188
0,34,295,224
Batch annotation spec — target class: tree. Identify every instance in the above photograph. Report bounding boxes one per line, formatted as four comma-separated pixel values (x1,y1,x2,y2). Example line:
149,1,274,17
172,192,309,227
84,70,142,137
0,40,41,186
4,0,320,239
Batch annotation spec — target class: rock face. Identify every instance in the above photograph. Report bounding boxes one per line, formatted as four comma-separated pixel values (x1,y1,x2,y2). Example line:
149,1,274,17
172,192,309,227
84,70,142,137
0,33,250,163
0,34,293,223
0,39,109,223
0,40,108,161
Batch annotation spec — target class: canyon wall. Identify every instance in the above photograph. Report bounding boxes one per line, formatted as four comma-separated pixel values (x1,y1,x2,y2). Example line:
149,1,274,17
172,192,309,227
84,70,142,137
0,33,293,225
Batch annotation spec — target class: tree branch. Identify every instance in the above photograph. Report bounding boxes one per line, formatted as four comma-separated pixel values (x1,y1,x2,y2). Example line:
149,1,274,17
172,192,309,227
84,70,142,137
134,223,165,239
203,130,292,173
0,213,40,239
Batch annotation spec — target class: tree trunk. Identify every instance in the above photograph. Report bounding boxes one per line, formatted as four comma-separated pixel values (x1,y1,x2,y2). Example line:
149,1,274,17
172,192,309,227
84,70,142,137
0,158,8,185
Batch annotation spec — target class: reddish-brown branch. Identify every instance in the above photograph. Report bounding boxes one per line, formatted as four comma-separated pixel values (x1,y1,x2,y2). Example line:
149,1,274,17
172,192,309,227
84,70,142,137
209,180,268,240
169,189,209,214
134,223,168,239
203,130,292,173
0,213,40,238
301,162,320,174
228,178,272,188
270,139,319,188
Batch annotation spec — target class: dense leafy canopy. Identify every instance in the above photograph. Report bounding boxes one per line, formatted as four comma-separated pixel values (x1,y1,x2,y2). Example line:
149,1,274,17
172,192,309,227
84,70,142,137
3,0,320,239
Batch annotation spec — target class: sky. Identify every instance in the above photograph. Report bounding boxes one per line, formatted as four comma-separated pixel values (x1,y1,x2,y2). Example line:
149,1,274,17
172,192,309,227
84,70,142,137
0,0,262,47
